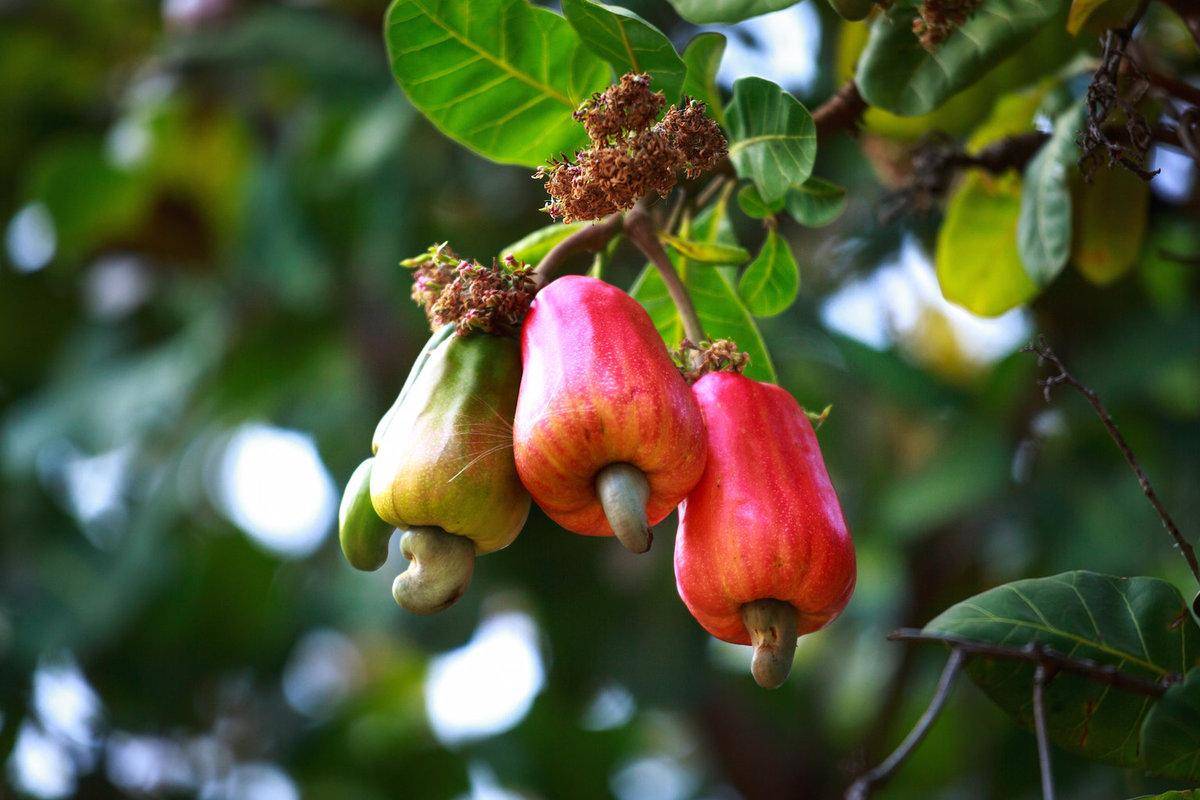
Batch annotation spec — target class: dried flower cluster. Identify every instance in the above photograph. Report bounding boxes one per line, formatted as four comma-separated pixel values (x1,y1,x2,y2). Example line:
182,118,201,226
402,245,535,336
912,0,982,50
673,338,749,384
401,242,461,318
432,256,536,337
538,73,727,222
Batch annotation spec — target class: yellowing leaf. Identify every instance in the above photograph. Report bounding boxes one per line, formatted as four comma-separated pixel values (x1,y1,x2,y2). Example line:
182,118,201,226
1067,0,1138,34
658,231,750,265
936,171,1038,316
1072,167,1149,285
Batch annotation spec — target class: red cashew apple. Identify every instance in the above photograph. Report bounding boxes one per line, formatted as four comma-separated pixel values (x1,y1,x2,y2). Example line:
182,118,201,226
513,275,707,553
675,371,856,688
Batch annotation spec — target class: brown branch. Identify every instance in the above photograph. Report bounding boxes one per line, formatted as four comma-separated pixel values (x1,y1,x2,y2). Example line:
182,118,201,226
813,81,867,139
1033,663,1056,800
845,649,965,800
1023,337,1200,591
888,629,1176,696
532,212,624,289
624,201,705,343
1143,66,1200,109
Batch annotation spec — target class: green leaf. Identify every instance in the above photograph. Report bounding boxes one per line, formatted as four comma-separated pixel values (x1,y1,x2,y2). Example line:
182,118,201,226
1128,792,1200,800
736,184,784,219
383,0,609,167
724,77,816,204
1072,166,1149,285
1017,101,1085,284
681,32,727,124
659,231,750,265
561,0,686,102
500,222,587,265
785,176,847,227
926,571,1199,769
630,199,776,382
936,171,1038,316
738,228,799,317
965,82,1056,153
665,0,800,24
856,0,1071,117
1143,669,1200,780
1068,0,1139,34
826,0,874,20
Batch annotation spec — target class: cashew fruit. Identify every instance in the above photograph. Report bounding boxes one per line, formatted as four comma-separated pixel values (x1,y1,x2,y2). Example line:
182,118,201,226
675,371,856,687
369,329,530,613
513,275,707,553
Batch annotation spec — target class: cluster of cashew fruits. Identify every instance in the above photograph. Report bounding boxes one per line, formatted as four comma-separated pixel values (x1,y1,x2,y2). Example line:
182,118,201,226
338,257,855,687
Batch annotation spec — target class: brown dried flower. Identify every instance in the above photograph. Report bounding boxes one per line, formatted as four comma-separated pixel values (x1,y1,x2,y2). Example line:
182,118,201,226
673,338,750,384
574,72,666,143
912,0,981,50
659,99,728,179
540,73,728,223
401,242,462,320
430,255,536,337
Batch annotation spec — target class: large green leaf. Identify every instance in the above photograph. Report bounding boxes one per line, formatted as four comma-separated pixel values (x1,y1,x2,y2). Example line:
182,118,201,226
785,176,847,227
561,0,686,101
936,171,1038,316
1141,668,1200,779
926,571,1199,768
1129,792,1199,800
629,200,776,382
383,0,609,167
1017,101,1084,284
665,0,800,24
680,32,726,124
500,222,587,265
856,0,1072,116
738,228,799,317
724,77,816,204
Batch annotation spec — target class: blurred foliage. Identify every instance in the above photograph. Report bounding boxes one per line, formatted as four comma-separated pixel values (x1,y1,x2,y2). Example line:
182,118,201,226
1,1,1198,799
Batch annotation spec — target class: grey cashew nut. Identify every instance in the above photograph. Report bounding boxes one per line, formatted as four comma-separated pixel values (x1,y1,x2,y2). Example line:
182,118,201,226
392,526,476,615
741,598,799,689
596,462,652,554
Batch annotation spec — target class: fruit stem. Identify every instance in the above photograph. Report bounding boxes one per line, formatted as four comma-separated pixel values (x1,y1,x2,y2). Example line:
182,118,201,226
624,202,706,344
392,526,476,615
595,463,652,553
741,599,799,689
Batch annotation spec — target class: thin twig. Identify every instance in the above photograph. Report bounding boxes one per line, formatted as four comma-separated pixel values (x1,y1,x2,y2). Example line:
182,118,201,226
845,649,965,800
624,201,705,342
532,213,624,288
1023,337,1200,591
1032,662,1056,800
888,629,1176,696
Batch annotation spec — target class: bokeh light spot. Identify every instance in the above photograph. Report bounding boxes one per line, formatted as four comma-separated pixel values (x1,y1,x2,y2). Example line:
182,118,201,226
6,203,56,274
213,424,336,558
425,612,545,745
